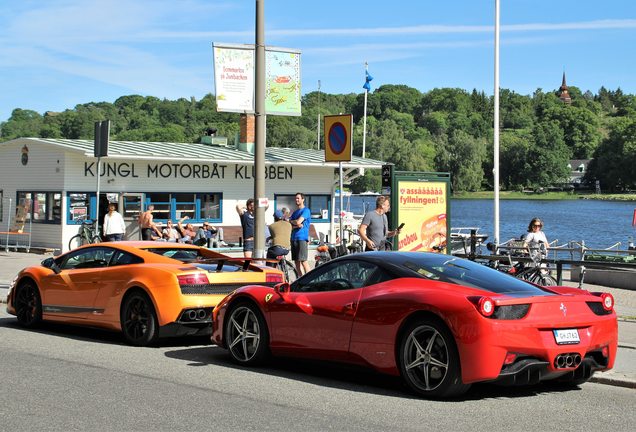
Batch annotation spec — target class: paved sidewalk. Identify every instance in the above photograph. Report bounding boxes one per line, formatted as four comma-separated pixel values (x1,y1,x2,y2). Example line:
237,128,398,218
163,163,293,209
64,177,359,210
1,250,634,389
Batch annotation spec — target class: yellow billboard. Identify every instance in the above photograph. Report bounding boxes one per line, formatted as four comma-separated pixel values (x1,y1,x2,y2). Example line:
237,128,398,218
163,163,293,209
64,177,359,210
395,181,448,253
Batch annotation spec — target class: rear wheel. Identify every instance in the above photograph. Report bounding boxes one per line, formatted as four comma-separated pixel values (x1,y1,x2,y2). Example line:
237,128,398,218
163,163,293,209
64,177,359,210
398,318,470,398
225,302,269,365
282,260,299,283
68,234,83,250
15,281,42,328
120,291,159,346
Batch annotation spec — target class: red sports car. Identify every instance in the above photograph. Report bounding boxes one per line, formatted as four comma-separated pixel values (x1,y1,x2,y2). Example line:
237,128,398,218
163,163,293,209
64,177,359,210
212,252,618,398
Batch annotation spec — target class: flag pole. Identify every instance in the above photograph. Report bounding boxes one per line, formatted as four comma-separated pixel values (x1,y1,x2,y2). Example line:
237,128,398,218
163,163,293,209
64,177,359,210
493,0,501,249
362,62,369,159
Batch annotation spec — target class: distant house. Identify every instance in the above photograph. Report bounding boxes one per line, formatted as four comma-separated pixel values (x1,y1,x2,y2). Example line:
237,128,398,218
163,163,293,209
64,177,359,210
567,159,591,186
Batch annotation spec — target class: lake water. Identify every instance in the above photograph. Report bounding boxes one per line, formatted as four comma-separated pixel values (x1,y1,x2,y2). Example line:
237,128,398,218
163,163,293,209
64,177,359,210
337,196,636,249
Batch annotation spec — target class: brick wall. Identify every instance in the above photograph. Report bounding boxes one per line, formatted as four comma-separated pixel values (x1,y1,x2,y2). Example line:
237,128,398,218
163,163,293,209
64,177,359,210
239,114,255,144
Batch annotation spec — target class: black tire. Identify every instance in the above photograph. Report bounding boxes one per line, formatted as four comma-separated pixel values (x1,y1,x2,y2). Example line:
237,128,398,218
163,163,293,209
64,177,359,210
120,291,159,346
68,234,83,250
398,318,470,398
15,281,43,328
225,302,270,366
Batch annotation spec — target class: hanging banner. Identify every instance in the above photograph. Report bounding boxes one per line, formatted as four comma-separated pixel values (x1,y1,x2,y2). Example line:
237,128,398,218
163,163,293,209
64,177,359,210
212,43,301,116
213,44,255,113
324,114,352,162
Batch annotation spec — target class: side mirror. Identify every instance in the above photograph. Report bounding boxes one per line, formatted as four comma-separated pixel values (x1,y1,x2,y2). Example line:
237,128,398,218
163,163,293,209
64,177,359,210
274,282,290,295
41,257,61,274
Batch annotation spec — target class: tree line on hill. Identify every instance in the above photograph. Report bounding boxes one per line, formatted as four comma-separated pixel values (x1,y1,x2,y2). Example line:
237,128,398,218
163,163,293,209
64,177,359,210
1,85,634,193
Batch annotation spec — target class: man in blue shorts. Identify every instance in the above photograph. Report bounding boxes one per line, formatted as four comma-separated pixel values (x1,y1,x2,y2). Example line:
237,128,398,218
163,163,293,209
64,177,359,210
289,192,311,275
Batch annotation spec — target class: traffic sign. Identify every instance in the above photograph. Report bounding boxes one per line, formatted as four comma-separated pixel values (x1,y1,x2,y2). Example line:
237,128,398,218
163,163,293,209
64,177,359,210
324,114,352,162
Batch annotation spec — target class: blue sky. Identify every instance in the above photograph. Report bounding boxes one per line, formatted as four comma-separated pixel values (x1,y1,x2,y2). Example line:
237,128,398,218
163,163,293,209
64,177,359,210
1,0,635,123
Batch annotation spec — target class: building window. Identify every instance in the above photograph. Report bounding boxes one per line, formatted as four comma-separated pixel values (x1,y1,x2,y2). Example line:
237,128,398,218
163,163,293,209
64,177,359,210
145,192,222,222
199,193,221,220
17,191,62,224
68,192,93,224
275,194,330,222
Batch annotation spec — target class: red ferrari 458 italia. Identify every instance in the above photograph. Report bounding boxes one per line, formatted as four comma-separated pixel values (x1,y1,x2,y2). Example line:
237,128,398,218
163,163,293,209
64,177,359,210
212,252,618,398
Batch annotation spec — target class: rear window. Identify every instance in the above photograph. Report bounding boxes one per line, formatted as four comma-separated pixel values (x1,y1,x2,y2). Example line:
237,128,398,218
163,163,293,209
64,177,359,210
142,247,255,272
402,255,553,296
143,248,202,262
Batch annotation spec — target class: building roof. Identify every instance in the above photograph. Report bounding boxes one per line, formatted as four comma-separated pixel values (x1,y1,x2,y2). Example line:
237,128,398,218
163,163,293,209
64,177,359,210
2,137,386,169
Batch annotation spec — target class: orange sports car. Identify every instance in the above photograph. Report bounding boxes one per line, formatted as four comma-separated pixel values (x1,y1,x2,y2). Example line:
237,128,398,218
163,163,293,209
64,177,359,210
6,241,284,346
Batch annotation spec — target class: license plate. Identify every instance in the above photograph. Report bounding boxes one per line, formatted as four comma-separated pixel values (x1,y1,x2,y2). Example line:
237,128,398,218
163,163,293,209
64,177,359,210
553,329,580,345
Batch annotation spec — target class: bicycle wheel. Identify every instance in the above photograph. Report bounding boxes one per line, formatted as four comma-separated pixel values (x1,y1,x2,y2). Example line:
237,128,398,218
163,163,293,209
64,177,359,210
68,234,83,250
282,260,299,283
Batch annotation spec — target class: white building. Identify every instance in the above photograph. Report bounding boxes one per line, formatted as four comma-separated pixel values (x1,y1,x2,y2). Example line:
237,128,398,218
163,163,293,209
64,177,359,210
0,137,384,252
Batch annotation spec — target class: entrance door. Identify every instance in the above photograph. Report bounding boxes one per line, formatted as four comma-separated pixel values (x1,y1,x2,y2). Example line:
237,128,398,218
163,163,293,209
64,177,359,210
121,194,143,240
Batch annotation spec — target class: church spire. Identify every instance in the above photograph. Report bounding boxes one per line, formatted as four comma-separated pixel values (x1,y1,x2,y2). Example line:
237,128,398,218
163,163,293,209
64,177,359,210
559,71,572,104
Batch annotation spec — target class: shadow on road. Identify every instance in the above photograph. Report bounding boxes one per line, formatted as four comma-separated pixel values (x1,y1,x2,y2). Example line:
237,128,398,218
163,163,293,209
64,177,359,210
164,344,585,401
0,316,213,348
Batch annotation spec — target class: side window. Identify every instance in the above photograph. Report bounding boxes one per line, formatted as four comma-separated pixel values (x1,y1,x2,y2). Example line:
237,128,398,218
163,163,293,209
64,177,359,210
60,247,114,270
110,250,144,266
292,260,379,292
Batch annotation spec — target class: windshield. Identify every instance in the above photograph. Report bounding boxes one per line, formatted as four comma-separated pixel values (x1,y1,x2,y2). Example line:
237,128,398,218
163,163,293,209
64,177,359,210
401,255,553,296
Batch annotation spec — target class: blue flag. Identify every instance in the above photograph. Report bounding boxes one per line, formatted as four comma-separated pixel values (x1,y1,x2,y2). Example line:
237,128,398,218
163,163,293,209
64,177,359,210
363,70,373,91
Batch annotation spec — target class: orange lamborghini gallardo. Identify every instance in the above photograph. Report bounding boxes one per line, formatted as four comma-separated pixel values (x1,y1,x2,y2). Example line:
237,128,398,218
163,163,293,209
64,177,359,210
6,241,284,346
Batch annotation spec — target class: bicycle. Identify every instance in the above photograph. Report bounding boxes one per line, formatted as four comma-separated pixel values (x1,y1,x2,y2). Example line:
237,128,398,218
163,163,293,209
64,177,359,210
266,245,299,283
506,242,557,286
68,219,101,250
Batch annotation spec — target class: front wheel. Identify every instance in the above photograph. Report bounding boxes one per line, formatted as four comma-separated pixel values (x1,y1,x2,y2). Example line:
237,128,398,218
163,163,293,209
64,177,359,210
120,291,159,346
15,281,42,328
225,302,269,366
398,318,470,398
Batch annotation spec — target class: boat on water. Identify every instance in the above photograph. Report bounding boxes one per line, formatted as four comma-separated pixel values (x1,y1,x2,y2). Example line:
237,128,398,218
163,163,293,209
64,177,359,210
449,227,489,255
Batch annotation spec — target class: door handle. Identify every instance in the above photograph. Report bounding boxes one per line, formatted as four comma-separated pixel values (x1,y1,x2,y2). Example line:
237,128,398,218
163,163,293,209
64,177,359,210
343,302,357,315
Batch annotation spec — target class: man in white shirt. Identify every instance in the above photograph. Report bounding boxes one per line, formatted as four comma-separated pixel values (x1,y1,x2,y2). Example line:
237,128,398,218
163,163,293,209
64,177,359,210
103,203,126,241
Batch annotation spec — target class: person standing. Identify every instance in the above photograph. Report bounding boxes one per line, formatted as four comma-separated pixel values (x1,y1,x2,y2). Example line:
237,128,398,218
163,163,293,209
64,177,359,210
103,203,126,241
138,204,161,240
236,199,255,257
358,195,401,251
289,193,311,275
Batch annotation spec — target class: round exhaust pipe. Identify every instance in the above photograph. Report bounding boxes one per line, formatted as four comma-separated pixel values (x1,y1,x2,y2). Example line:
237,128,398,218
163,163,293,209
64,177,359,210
197,309,207,320
556,355,566,368
188,310,198,320
574,354,582,366
565,355,574,367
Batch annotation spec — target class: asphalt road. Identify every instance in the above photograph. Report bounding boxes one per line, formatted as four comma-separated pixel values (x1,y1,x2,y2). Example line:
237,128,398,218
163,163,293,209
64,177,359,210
1,310,634,432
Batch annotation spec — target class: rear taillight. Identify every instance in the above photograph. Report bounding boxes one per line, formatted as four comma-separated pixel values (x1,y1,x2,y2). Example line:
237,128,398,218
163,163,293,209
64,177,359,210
266,273,284,283
600,293,614,311
477,296,495,317
177,273,208,285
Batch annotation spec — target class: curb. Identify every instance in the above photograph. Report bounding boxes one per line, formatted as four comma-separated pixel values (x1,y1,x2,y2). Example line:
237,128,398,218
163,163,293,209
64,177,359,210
590,374,636,389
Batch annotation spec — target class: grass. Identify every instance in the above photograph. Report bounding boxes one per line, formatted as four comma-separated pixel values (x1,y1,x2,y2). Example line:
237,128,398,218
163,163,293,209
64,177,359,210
452,191,636,201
